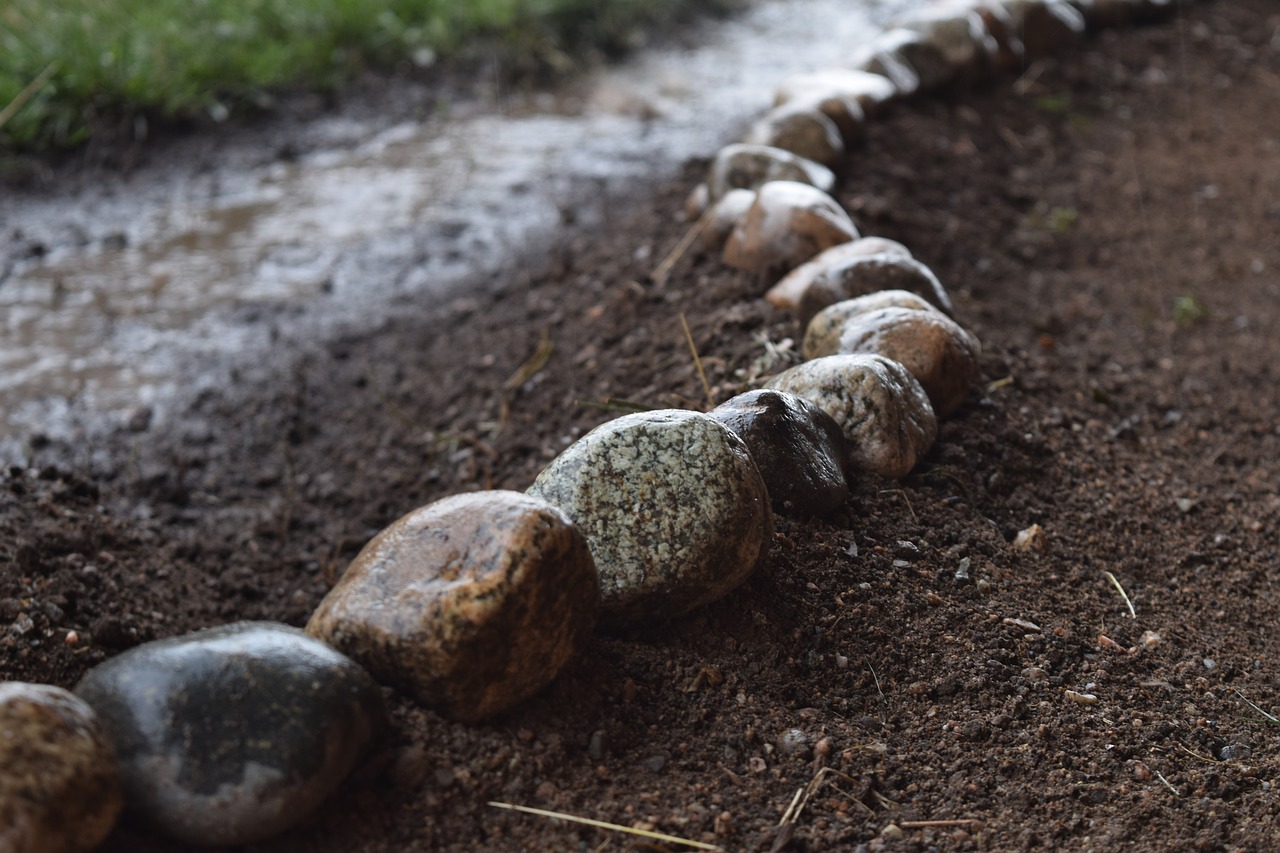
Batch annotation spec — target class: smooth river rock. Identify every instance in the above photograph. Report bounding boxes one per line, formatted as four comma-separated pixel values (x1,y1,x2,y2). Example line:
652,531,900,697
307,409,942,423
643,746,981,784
852,28,954,94
774,68,898,118
743,103,845,168
528,410,772,628
796,252,955,326
894,6,997,79
768,354,937,480
1003,0,1086,59
766,237,913,309
803,290,942,359
710,389,850,517
706,143,835,203
307,491,599,722
75,622,386,847
700,188,757,253
834,307,982,417
0,683,123,853
723,181,859,278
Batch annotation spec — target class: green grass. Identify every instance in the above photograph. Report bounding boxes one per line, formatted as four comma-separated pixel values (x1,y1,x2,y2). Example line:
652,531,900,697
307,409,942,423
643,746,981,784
0,0,736,151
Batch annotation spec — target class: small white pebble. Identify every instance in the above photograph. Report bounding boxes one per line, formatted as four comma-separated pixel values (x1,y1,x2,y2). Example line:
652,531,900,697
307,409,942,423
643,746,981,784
1065,690,1099,705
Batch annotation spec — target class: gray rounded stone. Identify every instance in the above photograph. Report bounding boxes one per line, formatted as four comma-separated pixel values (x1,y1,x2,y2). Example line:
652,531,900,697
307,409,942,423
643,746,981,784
74,622,386,847
767,354,937,480
804,290,943,360
307,491,599,722
723,181,859,278
767,237,914,309
796,253,955,326
528,410,772,628
743,104,845,168
710,390,850,518
706,143,835,203
0,683,123,853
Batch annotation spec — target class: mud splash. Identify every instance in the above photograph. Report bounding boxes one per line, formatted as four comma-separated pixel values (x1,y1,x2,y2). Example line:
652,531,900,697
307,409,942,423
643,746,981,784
0,0,913,459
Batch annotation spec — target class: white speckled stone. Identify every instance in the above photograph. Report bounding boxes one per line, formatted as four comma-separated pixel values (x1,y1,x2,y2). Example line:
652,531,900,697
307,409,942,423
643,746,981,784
0,683,123,853
774,68,898,118
803,291,943,360
706,143,835,203
528,410,772,628
834,307,982,417
766,237,913,309
700,189,757,253
743,104,845,167
796,252,954,326
768,354,937,480
723,181,859,278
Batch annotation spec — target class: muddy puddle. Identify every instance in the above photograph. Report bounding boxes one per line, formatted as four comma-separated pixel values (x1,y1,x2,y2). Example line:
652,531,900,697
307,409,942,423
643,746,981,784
0,0,913,461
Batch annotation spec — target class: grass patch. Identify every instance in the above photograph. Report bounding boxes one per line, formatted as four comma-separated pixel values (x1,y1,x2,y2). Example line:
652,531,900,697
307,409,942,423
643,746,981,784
0,0,740,152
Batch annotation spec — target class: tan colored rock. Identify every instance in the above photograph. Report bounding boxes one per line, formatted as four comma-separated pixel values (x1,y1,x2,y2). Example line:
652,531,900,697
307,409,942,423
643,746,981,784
774,68,898,118
768,354,937,480
803,290,942,359
797,253,955,325
743,104,845,168
766,237,913,309
1013,523,1050,556
684,182,710,221
700,189,757,253
528,410,772,628
0,682,123,853
707,143,835,203
834,307,982,417
724,181,859,278
307,491,599,722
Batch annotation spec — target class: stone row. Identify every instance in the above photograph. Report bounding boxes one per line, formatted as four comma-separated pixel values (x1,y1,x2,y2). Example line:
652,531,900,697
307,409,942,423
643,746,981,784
0,0,1189,849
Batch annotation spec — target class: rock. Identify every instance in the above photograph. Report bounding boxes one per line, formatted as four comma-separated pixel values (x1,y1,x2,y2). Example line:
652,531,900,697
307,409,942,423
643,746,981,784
803,290,943,359
75,622,386,846
700,189,757,253
1002,0,1086,59
976,2,1025,68
1074,0,1174,27
776,728,811,758
742,104,845,168
528,410,772,627
851,37,922,97
768,354,937,480
833,307,982,417
709,389,850,517
308,491,599,722
723,181,859,278
0,683,123,853
1012,523,1049,555
853,29,955,94
796,253,955,326
706,143,835,203
778,89,867,149
767,237,913,309
684,182,710,221
774,68,898,118
894,6,997,79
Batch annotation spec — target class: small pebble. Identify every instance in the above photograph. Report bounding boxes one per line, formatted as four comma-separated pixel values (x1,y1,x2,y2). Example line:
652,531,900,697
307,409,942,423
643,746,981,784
881,822,905,840
0,682,124,853
308,491,599,721
1013,523,1049,555
75,622,386,846
776,728,811,758
723,181,858,277
1065,689,1099,705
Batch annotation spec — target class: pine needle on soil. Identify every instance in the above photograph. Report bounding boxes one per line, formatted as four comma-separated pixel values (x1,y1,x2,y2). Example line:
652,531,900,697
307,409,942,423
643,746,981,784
1104,570,1137,618
680,313,715,410
487,802,723,851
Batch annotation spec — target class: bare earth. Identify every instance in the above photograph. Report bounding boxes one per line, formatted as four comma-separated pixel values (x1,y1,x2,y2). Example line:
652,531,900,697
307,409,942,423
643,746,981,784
4,1,1280,850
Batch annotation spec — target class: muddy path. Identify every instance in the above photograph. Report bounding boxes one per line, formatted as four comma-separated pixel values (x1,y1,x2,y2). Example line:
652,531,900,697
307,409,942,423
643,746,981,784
5,1,1280,851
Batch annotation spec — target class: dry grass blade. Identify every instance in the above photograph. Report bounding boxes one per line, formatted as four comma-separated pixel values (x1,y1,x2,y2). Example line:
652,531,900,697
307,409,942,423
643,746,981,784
1104,570,1137,618
651,211,710,287
505,328,554,392
0,61,59,132
680,313,715,410
1234,690,1280,723
1153,770,1181,797
899,820,982,829
487,802,723,851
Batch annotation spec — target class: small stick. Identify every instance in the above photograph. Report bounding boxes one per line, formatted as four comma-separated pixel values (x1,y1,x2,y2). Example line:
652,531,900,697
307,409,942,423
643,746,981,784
1153,770,1181,797
488,802,723,851
878,489,918,524
1174,741,1218,764
651,212,710,287
898,820,982,829
778,787,806,826
1234,690,1280,723
504,328,553,392
681,313,716,411
1104,571,1137,618
0,61,59,131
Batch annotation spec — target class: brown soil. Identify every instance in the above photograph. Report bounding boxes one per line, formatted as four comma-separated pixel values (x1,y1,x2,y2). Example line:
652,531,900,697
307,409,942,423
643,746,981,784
5,2,1280,850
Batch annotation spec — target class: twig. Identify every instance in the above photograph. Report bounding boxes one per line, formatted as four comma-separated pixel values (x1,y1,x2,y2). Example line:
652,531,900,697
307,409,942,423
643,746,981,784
651,211,709,287
878,489,918,524
1234,690,1280,724
488,802,723,851
1173,741,1218,764
1104,571,1137,618
778,787,806,826
504,328,553,392
898,820,982,829
681,313,715,410
1153,770,1181,797
0,61,59,132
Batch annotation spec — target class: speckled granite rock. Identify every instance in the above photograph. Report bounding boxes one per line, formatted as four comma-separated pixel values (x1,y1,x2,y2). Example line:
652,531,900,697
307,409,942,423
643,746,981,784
834,307,982,417
307,491,599,722
768,354,937,480
774,68,898,118
0,683,123,853
528,410,772,627
706,143,835,203
701,189,757,253
710,390,850,517
803,290,943,359
723,181,859,278
75,622,386,847
766,237,913,309
796,253,954,326
743,104,845,167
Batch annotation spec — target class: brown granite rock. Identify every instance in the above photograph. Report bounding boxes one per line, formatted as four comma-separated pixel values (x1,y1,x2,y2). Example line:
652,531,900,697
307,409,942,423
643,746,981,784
742,104,845,168
796,252,954,326
723,181,859,278
307,491,599,722
706,143,835,203
803,290,943,359
768,354,937,480
766,237,913,309
0,683,123,853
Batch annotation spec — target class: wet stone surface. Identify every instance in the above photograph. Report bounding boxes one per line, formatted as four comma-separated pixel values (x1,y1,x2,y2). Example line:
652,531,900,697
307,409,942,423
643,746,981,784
768,353,937,480
803,289,942,359
0,682,123,853
705,143,835,203
773,68,898,118
74,622,386,847
723,181,859,278
743,104,846,168
796,252,955,325
710,389,850,518
766,236,913,309
307,491,599,722
528,410,772,628
700,188,757,253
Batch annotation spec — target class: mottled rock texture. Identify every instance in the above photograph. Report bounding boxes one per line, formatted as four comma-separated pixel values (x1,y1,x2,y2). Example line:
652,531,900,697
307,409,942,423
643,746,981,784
308,491,599,722
766,237,913,309
803,290,943,360
706,143,834,203
743,104,845,168
723,181,858,278
700,189,757,253
796,253,954,326
528,410,772,628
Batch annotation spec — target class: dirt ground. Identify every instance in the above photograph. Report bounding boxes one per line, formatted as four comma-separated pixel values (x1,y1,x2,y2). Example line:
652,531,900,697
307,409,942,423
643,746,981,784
4,1,1280,850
